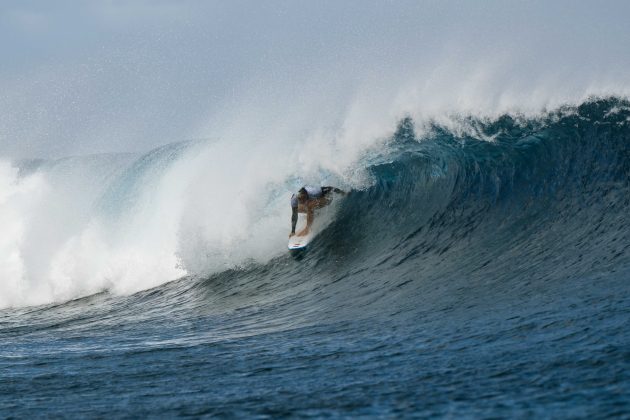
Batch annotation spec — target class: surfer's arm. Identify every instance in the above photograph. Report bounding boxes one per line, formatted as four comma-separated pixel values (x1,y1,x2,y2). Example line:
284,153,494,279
322,186,346,195
291,206,298,235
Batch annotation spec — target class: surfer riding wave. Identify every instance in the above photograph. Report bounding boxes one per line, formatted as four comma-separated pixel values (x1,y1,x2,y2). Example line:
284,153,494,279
290,186,346,237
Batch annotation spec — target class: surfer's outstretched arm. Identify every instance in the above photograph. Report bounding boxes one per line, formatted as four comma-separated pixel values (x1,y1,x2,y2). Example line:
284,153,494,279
322,186,346,195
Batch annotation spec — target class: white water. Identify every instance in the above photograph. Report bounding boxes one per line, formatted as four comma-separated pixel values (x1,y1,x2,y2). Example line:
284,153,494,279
0,121,380,308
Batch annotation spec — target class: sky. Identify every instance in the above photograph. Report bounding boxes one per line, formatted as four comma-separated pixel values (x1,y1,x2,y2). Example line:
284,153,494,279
1,0,629,158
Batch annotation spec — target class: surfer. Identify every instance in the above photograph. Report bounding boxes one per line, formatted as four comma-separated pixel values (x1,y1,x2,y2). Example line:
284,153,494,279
290,186,346,237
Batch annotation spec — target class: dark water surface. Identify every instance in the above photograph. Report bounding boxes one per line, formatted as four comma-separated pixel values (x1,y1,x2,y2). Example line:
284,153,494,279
1,98,629,417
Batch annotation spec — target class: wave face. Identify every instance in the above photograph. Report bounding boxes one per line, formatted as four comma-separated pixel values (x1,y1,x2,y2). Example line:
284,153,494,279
327,97,630,307
1,97,629,417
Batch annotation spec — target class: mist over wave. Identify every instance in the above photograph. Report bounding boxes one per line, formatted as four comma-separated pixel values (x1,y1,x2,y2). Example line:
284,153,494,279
2,1,630,159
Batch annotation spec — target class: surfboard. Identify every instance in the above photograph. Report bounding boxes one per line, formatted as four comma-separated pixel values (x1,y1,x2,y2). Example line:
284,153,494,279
288,232,313,250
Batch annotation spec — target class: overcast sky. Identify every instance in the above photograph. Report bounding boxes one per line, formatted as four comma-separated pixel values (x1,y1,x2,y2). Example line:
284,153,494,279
1,0,629,158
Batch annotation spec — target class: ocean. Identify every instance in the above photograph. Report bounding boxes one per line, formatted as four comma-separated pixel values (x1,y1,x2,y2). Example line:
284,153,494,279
1,97,628,417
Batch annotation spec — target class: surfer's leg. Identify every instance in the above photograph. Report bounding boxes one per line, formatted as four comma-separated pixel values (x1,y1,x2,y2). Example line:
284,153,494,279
296,208,314,236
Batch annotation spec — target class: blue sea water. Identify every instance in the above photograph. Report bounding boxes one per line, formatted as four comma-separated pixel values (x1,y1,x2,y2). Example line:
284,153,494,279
1,98,629,417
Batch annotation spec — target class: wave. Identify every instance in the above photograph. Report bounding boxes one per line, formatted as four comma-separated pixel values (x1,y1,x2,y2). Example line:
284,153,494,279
323,97,630,284
1,97,629,309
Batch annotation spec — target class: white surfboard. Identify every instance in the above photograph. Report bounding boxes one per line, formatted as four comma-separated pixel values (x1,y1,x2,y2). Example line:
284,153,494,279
288,213,313,250
288,232,313,250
